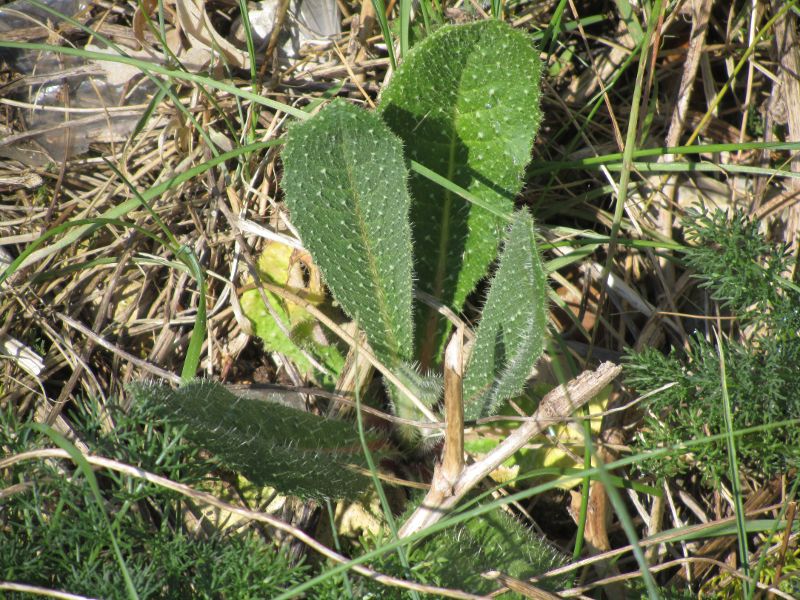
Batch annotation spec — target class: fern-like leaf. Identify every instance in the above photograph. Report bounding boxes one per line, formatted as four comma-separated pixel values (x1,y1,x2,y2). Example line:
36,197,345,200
282,100,415,367
463,209,548,420
378,20,543,367
132,380,386,500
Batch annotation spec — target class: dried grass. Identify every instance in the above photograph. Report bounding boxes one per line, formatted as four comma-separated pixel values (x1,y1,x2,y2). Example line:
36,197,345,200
2,0,800,596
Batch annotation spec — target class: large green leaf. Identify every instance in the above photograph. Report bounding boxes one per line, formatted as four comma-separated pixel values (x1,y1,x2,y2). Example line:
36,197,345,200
282,100,415,367
463,209,548,420
378,20,543,368
133,380,384,500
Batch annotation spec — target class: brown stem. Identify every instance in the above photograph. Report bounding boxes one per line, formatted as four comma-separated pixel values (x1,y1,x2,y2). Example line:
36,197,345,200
441,328,465,486
399,362,622,538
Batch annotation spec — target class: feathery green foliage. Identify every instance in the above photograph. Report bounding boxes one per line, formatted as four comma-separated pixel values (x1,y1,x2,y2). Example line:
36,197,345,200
281,100,415,367
682,207,793,315
379,19,543,367
0,398,309,599
625,208,800,482
387,361,443,444
463,209,548,420
133,380,388,500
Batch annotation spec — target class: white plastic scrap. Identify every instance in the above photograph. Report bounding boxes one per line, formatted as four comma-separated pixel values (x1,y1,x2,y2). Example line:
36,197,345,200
1,335,45,378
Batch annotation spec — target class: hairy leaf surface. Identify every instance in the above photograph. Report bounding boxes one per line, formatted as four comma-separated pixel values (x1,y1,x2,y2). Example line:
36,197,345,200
463,210,547,419
135,380,383,500
364,503,567,596
282,100,415,366
378,20,543,367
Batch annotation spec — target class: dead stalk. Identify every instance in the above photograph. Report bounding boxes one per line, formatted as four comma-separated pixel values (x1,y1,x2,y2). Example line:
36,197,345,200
399,362,622,538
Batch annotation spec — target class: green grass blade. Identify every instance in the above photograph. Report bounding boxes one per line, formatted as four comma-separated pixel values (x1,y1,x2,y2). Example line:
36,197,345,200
371,0,397,70
527,140,800,176
1,139,280,279
613,0,643,43
408,159,512,222
0,41,308,120
491,0,503,19
176,246,207,381
354,347,421,600
601,0,663,285
0,217,172,287
236,0,260,85
716,332,751,596
399,0,412,58
572,416,593,561
540,0,569,56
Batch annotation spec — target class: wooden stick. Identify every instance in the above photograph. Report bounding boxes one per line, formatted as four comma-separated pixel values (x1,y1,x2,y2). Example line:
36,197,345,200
441,328,465,486
399,362,622,538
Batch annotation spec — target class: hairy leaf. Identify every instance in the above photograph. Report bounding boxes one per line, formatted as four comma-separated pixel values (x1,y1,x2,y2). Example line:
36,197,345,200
463,209,548,420
378,20,543,367
389,361,443,445
362,501,568,596
282,100,415,367
134,380,385,500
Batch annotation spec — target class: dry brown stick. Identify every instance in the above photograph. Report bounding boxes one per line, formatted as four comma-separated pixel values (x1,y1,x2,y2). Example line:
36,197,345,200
578,391,627,598
0,581,95,600
441,328,465,487
300,57,389,80
481,571,560,599
399,362,622,538
354,0,378,87
263,0,292,76
770,0,800,264
332,43,375,108
56,312,181,385
533,503,786,584
671,472,784,584
559,556,796,600
1,449,487,600
0,112,143,147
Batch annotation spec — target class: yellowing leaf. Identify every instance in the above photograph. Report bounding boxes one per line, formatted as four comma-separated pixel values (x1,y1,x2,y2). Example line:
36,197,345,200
240,241,343,379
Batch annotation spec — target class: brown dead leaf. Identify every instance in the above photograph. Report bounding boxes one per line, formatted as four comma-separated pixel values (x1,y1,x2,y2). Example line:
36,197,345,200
132,0,159,49
175,0,250,69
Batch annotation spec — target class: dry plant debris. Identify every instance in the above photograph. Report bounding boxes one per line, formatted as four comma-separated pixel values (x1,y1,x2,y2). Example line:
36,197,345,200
2,0,800,598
